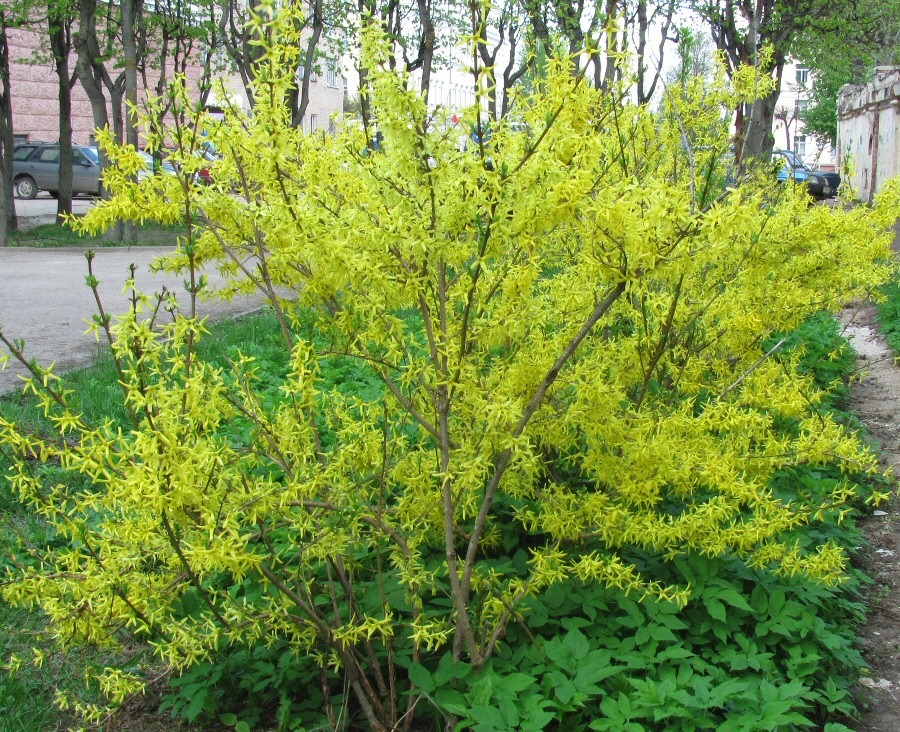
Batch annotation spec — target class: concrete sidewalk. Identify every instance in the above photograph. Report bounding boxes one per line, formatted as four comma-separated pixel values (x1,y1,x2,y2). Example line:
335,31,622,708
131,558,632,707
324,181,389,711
0,246,268,395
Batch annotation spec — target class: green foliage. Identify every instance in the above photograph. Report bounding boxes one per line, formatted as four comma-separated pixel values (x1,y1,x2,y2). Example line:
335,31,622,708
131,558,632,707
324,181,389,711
876,276,900,355
773,311,857,405
0,606,63,732
1,6,899,730
794,0,900,146
0,311,288,732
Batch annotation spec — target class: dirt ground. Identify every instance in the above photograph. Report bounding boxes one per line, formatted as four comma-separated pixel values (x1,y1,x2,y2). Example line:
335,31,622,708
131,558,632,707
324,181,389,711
839,302,900,732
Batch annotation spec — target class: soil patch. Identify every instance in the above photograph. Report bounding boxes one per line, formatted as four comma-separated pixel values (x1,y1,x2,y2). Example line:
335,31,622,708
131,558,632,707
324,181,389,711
839,301,900,731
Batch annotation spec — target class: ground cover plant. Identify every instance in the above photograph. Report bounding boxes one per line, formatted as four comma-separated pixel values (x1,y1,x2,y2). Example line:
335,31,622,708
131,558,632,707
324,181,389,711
2,5,900,730
0,311,881,732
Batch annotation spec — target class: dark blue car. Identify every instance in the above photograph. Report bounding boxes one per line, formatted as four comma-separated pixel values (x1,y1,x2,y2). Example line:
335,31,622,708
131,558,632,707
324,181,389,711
772,149,840,199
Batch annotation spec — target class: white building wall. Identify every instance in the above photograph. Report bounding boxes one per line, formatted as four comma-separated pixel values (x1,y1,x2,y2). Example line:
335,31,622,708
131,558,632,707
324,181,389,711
207,63,343,134
837,67,900,203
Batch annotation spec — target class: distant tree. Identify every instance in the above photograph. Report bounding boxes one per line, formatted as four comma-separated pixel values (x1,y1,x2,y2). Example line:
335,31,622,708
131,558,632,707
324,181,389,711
690,0,872,165
215,0,352,128
517,0,678,102
74,0,141,241
794,0,900,147
774,101,802,152
0,14,12,248
474,0,529,119
47,0,78,224
665,24,716,94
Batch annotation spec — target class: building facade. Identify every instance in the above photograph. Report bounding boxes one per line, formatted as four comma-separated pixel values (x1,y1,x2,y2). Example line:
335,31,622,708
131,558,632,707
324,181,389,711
9,25,342,147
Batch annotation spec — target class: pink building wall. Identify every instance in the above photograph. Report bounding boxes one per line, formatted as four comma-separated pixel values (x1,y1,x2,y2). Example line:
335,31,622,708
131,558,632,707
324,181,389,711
10,25,343,147
9,27,97,145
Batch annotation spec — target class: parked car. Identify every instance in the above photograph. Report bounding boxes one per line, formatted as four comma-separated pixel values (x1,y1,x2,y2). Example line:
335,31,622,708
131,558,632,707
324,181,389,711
194,146,219,185
13,142,102,199
137,151,178,180
772,149,840,200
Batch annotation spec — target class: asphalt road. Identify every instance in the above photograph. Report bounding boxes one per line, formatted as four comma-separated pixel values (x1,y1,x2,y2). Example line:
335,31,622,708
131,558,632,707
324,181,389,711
13,191,97,220
0,244,269,395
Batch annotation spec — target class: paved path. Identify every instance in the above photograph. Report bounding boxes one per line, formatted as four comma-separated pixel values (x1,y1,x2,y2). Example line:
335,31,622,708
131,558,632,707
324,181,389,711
0,246,267,395
13,192,96,219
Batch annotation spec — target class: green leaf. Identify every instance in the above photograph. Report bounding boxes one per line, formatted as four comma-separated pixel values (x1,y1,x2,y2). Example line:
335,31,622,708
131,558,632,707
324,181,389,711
220,713,238,726
706,598,727,623
469,705,508,731
566,629,590,661
716,587,753,613
471,675,495,707
496,672,535,694
435,688,469,716
648,624,678,643
435,653,471,685
554,679,577,705
408,662,435,694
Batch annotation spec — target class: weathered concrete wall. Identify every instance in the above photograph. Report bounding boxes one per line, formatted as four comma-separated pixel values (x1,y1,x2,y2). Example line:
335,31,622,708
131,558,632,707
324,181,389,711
837,67,900,203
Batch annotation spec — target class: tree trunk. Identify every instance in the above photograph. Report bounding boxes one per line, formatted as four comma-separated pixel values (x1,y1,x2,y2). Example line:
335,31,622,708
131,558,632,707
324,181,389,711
122,0,139,240
741,63,784,163
74,0,125,241
49,10,74,225
415,0,435,101
0,11,17,245
601,0,619,92
290,0,323,128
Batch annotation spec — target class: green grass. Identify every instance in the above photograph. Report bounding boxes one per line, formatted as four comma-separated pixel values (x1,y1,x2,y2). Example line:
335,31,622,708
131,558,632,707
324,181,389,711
8,220,187,249
0,309,286,732
0,472,78,732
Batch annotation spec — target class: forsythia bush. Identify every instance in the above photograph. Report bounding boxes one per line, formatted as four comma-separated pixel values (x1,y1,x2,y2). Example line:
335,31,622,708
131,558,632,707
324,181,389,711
1,7,898,729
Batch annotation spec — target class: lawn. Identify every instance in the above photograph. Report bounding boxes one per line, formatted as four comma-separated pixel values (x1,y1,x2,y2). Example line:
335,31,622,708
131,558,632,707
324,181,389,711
0,308,288,732
7,221,187,249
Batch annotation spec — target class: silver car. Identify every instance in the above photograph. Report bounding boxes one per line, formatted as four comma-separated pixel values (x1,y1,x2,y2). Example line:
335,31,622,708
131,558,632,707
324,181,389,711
12,142,102,199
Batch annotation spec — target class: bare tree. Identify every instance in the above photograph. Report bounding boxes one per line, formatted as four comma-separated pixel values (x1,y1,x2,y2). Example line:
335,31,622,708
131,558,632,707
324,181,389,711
48,0,77,224
691,0,862,164
0,6,23,247
74,0,127,240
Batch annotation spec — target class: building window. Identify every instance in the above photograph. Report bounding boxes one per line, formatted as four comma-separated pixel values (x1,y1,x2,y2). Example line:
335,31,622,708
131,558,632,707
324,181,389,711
327,66,338,88
299,63,316,82
310,114,318,133
795,134,807,156
795,99,809,116
795,66,809,85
